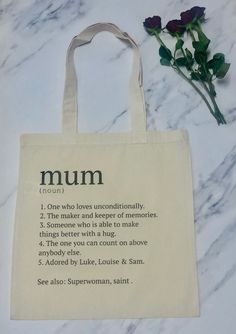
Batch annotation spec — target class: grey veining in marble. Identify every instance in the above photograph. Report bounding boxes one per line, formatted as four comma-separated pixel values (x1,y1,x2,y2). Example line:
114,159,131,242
1,0,236,333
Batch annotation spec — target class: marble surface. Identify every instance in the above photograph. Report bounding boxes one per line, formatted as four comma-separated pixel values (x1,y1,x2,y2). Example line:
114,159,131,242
1,0,236,332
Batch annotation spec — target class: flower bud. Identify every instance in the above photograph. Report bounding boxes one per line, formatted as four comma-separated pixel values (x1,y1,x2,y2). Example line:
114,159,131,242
166,20,185,34
143,16,162,34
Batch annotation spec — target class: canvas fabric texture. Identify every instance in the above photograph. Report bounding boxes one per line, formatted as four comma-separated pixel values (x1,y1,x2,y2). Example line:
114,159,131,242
11,23,199,320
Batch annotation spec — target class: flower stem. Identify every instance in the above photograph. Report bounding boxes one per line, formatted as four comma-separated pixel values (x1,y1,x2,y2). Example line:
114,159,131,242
154,32,217,121
153,31,166,48
154,31,226,124
181,70,226,124
205,81,226,124
194,22,203,33
173,65,217,120
188,26,196,41
183,27,226,124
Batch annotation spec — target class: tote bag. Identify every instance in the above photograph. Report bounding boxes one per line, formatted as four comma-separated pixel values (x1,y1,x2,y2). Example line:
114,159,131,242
11,23,199,319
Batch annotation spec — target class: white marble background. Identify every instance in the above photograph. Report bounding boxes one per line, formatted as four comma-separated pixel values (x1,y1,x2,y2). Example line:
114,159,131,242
1,0,236,333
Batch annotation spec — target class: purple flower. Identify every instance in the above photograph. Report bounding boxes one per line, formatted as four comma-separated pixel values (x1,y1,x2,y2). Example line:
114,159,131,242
143,16,162,33
191,6,206,19
181,6,205,25
180,10,193,25
166,19,185,34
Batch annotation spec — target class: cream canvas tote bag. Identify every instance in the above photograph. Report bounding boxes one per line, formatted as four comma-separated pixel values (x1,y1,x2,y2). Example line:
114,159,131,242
11,23,199,319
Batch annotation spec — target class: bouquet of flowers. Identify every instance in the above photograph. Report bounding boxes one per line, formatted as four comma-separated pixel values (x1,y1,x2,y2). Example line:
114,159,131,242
143,6,230,125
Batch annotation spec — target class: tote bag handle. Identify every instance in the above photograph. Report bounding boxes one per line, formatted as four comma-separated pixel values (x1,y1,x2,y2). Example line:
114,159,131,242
62,23,146,142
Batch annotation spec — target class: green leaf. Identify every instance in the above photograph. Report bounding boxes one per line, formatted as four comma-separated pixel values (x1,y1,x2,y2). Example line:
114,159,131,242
160,58,171,66
159,46,172,61
197,30,210,50
215,63,230,78
213,53,225,62
198,66,210,81
208,53,225,67
191,72,200,81
175,57,187,66
185,48,193,60
194,51,207,65
185,48,193,68
207,53,226,74
192,41,207,52
206,59,216,69
182,48,194,70
175,39,184,51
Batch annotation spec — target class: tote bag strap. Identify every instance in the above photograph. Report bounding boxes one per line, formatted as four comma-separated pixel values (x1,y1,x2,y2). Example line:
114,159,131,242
62,23,147,143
